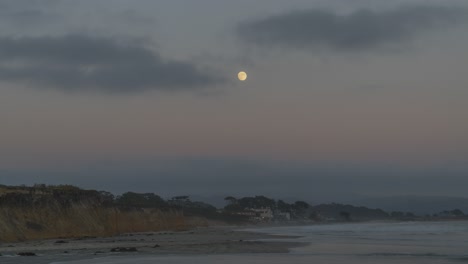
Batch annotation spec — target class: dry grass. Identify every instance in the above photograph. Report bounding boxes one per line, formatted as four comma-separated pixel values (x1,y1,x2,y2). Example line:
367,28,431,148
0,203,187,242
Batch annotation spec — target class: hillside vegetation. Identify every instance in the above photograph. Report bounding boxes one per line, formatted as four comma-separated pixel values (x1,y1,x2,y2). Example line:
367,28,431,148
0,185,189,242
2,184,465,242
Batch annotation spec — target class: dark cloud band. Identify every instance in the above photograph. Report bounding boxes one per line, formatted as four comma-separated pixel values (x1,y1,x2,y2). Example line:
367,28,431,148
237,5,468,51
0,35,224,93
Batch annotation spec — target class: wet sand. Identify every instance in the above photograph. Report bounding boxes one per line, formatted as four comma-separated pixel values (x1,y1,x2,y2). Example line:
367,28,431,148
0,226,305,264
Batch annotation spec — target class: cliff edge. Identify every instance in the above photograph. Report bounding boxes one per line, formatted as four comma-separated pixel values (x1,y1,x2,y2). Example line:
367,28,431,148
0,185,188,242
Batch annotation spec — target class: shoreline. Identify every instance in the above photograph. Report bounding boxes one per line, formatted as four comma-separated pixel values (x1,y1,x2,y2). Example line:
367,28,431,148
0,226,307,264
1,220,467,264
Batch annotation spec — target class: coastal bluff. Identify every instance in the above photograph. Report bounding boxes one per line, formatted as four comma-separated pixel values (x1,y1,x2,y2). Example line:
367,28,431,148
0,185,192,242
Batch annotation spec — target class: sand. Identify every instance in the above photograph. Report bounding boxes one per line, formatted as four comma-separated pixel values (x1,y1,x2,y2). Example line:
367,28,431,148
0,226,305,264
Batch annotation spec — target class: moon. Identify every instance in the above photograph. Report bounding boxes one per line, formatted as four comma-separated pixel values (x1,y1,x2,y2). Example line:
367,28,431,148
238,71,247,81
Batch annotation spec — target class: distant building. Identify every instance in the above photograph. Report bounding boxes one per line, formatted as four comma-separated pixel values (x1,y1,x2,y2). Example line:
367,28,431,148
226,207,274,222
249,207,273,221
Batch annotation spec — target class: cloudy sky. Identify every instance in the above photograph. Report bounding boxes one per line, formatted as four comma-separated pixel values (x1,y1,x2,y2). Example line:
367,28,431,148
1,0,468,201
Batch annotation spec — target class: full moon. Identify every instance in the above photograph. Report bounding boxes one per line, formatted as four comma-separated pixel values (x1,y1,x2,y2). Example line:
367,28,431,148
238,71,247,81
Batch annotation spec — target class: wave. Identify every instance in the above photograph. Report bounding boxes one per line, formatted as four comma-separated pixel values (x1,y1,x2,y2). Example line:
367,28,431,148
365,252,449,257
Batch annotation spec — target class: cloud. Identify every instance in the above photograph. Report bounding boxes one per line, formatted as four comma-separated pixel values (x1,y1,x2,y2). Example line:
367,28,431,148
0,10,57,26
237,5,468,51
0,35,224,93
0,0,60,25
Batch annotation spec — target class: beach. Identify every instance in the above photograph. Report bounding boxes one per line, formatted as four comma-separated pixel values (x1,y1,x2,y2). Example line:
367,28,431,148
0,226,304,264
2,221,468,264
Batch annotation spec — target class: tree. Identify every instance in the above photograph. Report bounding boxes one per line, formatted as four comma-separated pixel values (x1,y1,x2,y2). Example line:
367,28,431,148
293,201,310,210
309,211,320,220
224,203,243,212
172,196,190,201
276,200,291,212
405,212,415,218
115,192,167,208
237,196,276,209
340,211,351,221
291,201,310,218
451,209,464,216
391,211,405,218
224,196,237,205
98,191,115,206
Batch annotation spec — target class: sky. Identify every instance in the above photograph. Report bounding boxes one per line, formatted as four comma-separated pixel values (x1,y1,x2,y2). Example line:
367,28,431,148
1,0,468,202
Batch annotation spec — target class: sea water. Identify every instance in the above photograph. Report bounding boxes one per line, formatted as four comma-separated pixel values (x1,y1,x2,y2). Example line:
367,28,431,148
15,221,468,264
250,221,468,263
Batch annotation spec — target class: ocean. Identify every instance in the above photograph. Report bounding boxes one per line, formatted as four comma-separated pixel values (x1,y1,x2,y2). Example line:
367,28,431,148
11,221,468,264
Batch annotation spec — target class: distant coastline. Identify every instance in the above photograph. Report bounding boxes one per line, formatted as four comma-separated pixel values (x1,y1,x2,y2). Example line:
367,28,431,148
1,184,466,244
